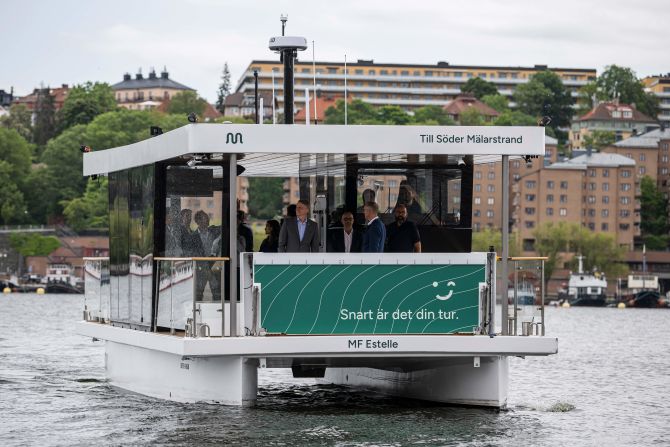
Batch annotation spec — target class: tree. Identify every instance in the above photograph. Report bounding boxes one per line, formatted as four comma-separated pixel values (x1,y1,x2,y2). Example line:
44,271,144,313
471,227,519,256
582,130,615,150
9,233,60,257
324,99,381,124
640,175,669,249
0,161,27,224
0,104,33,142
57,82,117,132
378,105,411,125
596,65,659,119
167,91,207,117
411,105,455,125
461,77,498,99
32,87,57,151
481,94,509,113
514,71,573,132
61,177,109,231
215,63,232,114
459,108,485,126
533,222,578,287
247,177,284,219
0,127,32,176
493,110,537,127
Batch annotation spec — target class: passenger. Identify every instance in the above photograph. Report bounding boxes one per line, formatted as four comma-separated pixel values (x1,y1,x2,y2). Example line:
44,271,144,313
362,202,385,253
278,199,320,253
386,204,422,253
193,210,221,301
396,181,422,217
237,210,254,252
259,219,281,253
356,189,376,214
280,203,297,228
328,211,362,253
179,208,198,255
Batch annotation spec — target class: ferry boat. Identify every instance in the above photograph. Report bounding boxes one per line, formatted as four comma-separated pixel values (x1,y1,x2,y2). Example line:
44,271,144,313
76,30,556,408
558,256,607,307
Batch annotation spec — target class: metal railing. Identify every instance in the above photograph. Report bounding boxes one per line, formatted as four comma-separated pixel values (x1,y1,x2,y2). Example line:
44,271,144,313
501,256,547,336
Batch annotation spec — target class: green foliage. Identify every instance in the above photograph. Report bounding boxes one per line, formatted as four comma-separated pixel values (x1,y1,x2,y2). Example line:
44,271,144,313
57,82,117,133
0,127,32,176
471,227,519,256
533,222,628,284
643,234,669,251
596,65,659,119
481,94,509,113
22,167,51,224
167,90,207,117
640,175,669,237
378,105,411,125
461,77,498,99
9,233,60,257
514,71,573,131
0,104,33,142
0,161,27,224
583,130,615,150
61,177,109,231
215,63,232,113
324,99,382,125
459,108,486,126
247,177,284,220
411,105,455,125
493,110,537,126
32,88,56,151
576,81,599,116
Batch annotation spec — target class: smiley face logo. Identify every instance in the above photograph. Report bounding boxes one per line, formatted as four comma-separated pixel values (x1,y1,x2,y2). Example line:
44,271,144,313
433,280,456,300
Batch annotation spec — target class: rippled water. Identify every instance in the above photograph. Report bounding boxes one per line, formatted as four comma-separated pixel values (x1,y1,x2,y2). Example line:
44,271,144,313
1,294,669,446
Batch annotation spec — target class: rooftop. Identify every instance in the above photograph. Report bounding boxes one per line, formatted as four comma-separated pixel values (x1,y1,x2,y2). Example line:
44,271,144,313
443,94,500,118
577,102,657,123
613,128,670,148
555,151,636,168
111,68,194,91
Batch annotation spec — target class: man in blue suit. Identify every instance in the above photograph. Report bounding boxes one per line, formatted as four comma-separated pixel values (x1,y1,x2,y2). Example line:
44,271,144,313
362,202,386,253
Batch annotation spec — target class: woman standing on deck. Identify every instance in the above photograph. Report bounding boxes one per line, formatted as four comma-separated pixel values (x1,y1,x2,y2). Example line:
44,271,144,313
260,219,281,253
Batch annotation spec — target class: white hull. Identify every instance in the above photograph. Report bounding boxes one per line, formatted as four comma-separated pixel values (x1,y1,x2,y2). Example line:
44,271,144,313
323,357,508,408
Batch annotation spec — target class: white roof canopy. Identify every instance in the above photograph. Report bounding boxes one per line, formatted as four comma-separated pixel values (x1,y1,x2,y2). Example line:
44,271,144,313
83,123,545,176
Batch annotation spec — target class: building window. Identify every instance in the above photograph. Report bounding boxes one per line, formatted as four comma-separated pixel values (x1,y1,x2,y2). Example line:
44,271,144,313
525,207,536,215
474,184,481,192
640,153,646,161
523,239,535,251
525,194,536,201
560,195,568,203
588,169,596,177
546,194,554,203
475,171,482,179
487,172,495,180
622,170,631,178
588,209,596,217
513,160,520,168
474,210,481,217
621,183,631,191
619,223,630,230
545,149,553,158
547,181,555,189
525,180,536,189
368,69,375,75
603,183,609,191
559,208,567,216
601,223,609,231
487,185,495,192
602,196,609,204
486,210,494,218
639,167,646,175
560,181,568,189
474,197,481,205
602,209,609,217
588,222,595,231
620,196,630,204
588,183,596,190
620,210,630,218
487,197,495,205
546,208,554,216
525,221,535,228
587,196,596,204
603,169,609,177
662,168,669,175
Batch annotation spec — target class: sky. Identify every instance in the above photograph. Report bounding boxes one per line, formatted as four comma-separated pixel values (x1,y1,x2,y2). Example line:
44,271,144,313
2,0,668,103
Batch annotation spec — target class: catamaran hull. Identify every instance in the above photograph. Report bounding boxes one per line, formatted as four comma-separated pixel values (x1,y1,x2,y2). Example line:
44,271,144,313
322,357,509,408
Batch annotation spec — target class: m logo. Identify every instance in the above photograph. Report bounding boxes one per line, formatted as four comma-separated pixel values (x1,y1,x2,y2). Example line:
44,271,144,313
226,132,243,144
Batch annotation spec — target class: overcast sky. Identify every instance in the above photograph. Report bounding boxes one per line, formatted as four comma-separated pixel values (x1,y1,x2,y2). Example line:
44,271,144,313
3,0,668,102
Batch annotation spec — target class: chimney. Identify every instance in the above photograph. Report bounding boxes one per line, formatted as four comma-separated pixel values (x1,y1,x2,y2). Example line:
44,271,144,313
161,66,169,79
62,84,68,89
136,68,143,80
632,128,638,136
123,73,131,81
586,145,592,157
148,68,157,79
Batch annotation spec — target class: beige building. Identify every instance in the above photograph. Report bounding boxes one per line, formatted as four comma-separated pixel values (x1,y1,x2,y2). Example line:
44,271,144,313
236,60,595,113
570,102,658,150
112,68,194,111
642,74,670,128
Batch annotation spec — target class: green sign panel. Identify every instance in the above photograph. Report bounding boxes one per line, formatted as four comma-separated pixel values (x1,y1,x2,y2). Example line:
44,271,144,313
256,263,484,335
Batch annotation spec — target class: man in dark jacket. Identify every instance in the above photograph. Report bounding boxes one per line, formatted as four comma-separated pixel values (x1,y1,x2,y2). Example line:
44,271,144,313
362,202,385,253
386,204,422,253
278,199,321,253
237,210,254,252
328,211,362,253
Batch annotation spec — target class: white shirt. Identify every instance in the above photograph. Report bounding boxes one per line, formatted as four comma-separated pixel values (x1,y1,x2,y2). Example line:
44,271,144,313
343,229,353,253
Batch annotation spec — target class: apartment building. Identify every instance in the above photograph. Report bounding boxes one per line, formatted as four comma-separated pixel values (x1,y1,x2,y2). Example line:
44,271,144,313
603,128,670,195
642,74,670,128
570,102,658,150
235,60,596,113
13,84,70,112
515,152,638,253
111,68,194,110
